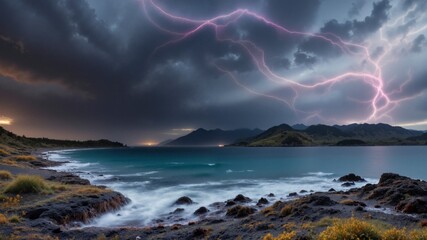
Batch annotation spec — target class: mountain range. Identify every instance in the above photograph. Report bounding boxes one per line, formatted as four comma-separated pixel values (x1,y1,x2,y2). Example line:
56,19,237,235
165,123,426,147
165,128,263,146
0,126,124,154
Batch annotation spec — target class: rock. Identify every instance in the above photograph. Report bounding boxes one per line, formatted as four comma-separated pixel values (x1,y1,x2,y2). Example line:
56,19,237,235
300,195,337,206
328,188,336,192
226,205,256,218
397,198,427,214
300,190,308,193
268,193,275,197
374,205,381,208
355,206,365,212
379,173,410,185
338,173,366,182
194,207,209,215
288,192,298,197
172,208,184,214
233,194,251,202
24,192,129,225
193,228,209,237
46,175,90,185
341,182,356,187
26,208,49,220
174,196,193,205
225,200,236,206
257,198,269,205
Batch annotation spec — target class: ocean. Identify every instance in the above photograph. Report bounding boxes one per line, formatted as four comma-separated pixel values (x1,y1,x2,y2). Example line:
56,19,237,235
45,146,427,227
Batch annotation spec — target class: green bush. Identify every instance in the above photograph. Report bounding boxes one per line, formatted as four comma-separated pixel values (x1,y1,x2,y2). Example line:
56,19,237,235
0,170,12,180
4,175,49,194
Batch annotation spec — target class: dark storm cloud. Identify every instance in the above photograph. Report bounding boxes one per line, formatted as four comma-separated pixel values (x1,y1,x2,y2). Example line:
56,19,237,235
299,0,391,58
293,51,316,66
348,0,366,17
1,0,427,143
411,34,426,53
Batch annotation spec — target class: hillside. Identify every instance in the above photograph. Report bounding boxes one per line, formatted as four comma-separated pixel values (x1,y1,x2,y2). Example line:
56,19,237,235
0,126,124,154
233,123,425,147
166,128,263,146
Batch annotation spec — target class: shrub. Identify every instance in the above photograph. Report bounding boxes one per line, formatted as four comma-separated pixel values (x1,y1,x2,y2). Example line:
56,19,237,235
8,215,20,223
382,228,409,240
4,175,49,194
280,205,293,217
0,214,8,224
408,229,427,239
0,170,12,180
12,155,37,161
318,218,381,240
0,194,21,208
226,205,256,218
0,149,9,156
263,231,297,240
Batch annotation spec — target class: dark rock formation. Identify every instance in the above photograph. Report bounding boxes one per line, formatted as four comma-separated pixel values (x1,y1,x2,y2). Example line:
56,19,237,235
194,207,209,215
233,194,251,203
226,205,256,218
338,173,366,182
359,173,427,214
288,192,298,197
257,198,269,206
174,196,193,205
341,182,355,187
25,192,129,224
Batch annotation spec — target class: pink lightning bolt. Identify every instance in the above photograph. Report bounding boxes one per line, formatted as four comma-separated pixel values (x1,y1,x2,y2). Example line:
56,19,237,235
140,0,426,125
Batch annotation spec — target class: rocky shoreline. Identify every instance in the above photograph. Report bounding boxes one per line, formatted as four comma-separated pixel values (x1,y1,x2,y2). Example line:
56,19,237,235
2,151,427,239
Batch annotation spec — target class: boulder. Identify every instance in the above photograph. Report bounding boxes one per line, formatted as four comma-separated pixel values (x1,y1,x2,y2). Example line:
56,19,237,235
288,192,298,197
194,206,209,215
341,182,355,187
338,173,366,182
300,195,337,206
397,198,427,214
233,194,251,202
257,198,269,205
226,205,256,218
174,196,193,205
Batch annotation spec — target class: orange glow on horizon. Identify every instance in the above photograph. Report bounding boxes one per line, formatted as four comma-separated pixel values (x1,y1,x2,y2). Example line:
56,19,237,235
141,141,158,147
0,116,13,125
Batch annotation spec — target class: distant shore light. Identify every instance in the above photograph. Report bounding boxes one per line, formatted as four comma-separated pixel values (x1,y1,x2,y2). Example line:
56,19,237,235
142,141,157,147
0,116,13,125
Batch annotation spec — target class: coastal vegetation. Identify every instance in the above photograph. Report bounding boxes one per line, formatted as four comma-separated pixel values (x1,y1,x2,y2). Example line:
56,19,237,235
4,175,49,194
167,123,427,147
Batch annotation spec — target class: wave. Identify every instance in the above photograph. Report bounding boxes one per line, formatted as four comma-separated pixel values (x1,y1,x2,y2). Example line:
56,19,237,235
87,174,378,228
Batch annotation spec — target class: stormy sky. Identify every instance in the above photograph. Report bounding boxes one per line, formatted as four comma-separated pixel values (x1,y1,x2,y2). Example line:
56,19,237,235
1,0,427,145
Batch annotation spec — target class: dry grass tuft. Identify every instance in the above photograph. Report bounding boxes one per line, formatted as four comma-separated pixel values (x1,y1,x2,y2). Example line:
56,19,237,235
0,149,10,156
4,175,49,194
262,231,297,240
279,204,293,217
0,170,12,180
0,213,8,224
318,217,381,240
12,155,37,161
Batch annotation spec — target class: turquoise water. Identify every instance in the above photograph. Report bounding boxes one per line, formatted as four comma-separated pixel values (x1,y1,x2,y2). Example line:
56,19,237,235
46,146,427,227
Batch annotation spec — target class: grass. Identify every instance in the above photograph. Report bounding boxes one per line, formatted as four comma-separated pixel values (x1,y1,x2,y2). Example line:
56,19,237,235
279,204,293,217
0,149,10,156
0,170,12,180
4,175,49,194
263,231,297,240
0,213,7,224
8,215,20,223
11,155,37,161
264,218,427,240
318,217,381,240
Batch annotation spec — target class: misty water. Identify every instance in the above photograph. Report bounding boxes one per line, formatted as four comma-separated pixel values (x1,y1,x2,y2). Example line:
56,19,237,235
46,146,427,227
